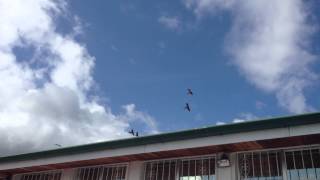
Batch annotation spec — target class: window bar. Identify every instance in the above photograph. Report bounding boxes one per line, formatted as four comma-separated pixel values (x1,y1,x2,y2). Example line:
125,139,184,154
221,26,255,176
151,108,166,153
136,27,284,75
162,162,165,180
292,151,299,180
300,151,308,180
156,162,159,180
201,158,204,179
149,163,153,180
92,168,96,180
244,154,247,180
97,168,101,180
85,169,88,180
194,159,197,180
181,161,184,180
275,152,279,179
82,168,86,180
259,152,263,178
175,160,178,180
250,152,254,179
283,151,290,180
318,148,320,180
111,166,115,180
188,160,190,180
105,167,110,180
309,149,317,180
39,172,43,180
116,166,120,180
267,152,271,179
168,161,171,180
208,157,210,180
143,164,147,180
99,167,104,180
84,169,87,180
88,168,92,180
120,166,124,180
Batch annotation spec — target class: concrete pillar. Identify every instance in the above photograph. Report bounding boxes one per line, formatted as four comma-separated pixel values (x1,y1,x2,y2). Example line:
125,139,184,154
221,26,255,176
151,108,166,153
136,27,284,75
216,153,237,180
61,168,77,180
127,161,144,180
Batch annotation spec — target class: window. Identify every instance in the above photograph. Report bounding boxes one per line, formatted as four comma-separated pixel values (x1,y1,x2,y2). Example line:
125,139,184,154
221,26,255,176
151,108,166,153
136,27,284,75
20,171,62,180
75,164,127,180
238,151,282,180
179,157,215,180
144,156,216,180
285,148,320,180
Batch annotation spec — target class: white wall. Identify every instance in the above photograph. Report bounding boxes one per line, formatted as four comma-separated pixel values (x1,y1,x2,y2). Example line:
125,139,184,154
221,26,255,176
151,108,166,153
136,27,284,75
127,161,144,180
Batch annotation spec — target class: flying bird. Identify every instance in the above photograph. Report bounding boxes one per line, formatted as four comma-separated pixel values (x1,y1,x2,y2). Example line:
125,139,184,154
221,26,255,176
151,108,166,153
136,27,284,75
184,103,191,112
128,129,135,136
135,132,139,137
54,144,62,147
187,88,193,96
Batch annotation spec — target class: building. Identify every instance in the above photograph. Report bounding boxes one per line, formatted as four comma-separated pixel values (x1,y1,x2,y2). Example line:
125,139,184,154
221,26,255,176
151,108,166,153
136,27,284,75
1,113,320,180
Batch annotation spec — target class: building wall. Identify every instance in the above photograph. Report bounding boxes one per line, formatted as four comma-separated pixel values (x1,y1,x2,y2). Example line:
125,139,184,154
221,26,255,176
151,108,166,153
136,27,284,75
10,145,320,180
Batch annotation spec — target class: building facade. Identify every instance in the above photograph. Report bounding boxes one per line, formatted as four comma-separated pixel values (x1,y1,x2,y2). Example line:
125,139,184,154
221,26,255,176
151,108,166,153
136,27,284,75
1,113,320,180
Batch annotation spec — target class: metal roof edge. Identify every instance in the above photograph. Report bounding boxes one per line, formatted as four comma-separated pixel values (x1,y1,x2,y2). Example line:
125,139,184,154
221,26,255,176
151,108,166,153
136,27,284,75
1,112,320,163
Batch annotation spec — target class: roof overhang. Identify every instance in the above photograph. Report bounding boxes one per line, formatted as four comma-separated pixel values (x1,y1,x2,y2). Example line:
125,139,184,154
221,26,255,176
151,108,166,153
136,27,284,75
1,120,320,175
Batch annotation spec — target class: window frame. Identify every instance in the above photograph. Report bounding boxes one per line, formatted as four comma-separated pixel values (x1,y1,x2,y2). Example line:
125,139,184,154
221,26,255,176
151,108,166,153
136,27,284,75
143,154,217,180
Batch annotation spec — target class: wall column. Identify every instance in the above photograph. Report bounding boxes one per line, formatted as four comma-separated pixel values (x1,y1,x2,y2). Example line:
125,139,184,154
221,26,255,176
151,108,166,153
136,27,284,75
216,153,237,180
61,168,77,180
127,161,144,180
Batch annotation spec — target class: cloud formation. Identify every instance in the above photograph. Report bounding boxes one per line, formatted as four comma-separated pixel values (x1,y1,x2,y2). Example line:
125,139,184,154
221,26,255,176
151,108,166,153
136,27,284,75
0,0,157,156
158,15,181,31
184,0,318,113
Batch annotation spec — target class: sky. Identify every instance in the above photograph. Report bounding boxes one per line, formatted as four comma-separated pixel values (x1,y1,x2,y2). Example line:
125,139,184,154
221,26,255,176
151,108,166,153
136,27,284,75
0,0,320,156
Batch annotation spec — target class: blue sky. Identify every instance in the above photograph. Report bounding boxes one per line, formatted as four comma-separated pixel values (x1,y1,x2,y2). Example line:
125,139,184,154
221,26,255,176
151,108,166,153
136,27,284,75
1,0,320,155
68,0,320,130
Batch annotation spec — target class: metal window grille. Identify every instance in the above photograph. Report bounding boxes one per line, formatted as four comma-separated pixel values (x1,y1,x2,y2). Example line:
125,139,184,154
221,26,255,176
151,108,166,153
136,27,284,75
20,171,62,180
238,151,282,180
143,156,216,180
285,147,320,180
75,164,127,180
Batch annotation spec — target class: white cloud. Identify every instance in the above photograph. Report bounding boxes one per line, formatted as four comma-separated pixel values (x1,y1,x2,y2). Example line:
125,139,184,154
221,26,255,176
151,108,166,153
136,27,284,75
0,0,158,156
158,15,181,31
183,0,234,17
232,113,257,123
184,0,318,113
216,121,226,125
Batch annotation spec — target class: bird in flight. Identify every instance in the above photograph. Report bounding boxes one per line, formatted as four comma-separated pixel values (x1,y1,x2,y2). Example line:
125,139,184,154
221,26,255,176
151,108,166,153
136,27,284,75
187,88,193,96
184,103,191,112
54,144,62,147
128,129,135,136
135,132,139,137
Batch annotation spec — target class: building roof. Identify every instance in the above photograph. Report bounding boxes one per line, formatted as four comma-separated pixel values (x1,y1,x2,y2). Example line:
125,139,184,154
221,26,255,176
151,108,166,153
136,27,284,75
1,112,320,163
